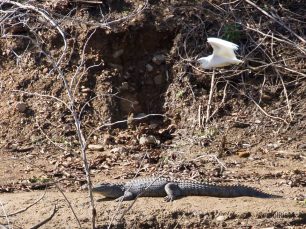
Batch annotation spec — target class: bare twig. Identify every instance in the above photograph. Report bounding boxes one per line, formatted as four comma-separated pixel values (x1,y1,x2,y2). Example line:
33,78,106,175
3,0,67,66
209,80,229,120
54,184,82,228
71,28,98,94
87,113,167,142
1,159,83,228
249,96,288,124
35,119,68,151
0,201,10,228
11,90,71,112
72,0,103,4
244,25,306,54
245,0,306,43
30,205,58,229
193,154,227,171
99,0,149,27
275,69,293,122
205,69,215,124
0,192,46,218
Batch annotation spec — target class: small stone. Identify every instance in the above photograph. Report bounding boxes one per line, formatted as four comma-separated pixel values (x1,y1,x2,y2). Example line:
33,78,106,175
239,212,251,219
216,215,226,221
298,143,306,149
112,49,124,58
103,134,115,145
111,147,127,154
267,143,281,149
121,82,129,90
87,144,104,151
149,123,159,129
152,54,165,65
15,102,27,113
154,74,164,85
145,78,154,85
238,151,250,158
123,73,131,79
139,135,158,146
146,64,154,72
294,194,306,201
81,88,91,93
135,113,146,118
42,68,48,74
202,219,210,225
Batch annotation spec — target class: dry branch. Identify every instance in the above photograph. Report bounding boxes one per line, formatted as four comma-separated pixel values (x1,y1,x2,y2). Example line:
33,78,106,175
30,205,58,229
245,0,306,43
205,69,216,125
0,192,45,218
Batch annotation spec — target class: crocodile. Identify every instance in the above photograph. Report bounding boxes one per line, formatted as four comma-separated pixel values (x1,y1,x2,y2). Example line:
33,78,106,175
92,177,281,201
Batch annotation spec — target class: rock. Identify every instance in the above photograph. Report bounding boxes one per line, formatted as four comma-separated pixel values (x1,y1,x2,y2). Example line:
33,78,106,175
15,102,27,113
121,82,129,90
152,54,165,65
267,143,281,149
216,215,226,221
123,72,131,79
119,94,142,114
154,74,164,85
87,144,104,151
81,87,91,93
149,123,159,129
146,64,154,72
145,77,154,85
238,151,250,158
111,147,127,154
103,134,115,145
139,135,159,146
135,113,146,118
42,68,48,74
233,122,250,128
239,212,251,219
298,143,306,149
294,194,306,201
112,49,124,58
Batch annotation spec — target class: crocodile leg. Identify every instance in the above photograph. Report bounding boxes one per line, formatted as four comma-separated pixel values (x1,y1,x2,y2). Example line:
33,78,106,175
164,183,183,201
115,191,135,201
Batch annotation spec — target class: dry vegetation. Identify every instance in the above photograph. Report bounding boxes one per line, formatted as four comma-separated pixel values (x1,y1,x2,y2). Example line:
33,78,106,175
0,0,305,228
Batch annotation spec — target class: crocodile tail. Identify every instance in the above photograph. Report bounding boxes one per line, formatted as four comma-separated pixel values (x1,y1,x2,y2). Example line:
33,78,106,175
234,185,282,198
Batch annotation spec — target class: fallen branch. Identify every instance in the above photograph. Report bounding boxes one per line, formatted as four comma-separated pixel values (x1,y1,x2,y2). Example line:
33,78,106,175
0,192,46,218
249,96,288,124
30,205,58,229
54,184,82,228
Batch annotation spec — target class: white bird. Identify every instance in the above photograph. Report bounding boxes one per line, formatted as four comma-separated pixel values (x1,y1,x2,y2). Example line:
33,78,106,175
197,37,243,69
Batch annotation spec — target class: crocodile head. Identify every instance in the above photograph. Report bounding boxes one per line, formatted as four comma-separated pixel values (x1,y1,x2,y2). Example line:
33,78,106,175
92,183,125,198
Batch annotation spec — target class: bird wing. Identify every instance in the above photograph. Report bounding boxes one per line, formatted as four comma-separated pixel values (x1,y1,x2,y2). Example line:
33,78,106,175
207,37,239,59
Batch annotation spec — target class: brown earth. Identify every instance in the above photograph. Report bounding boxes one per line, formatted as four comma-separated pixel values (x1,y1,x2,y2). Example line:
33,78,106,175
0,0,306,228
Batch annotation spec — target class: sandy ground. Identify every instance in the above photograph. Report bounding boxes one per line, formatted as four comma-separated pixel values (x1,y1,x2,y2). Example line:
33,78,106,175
0,186,305,228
